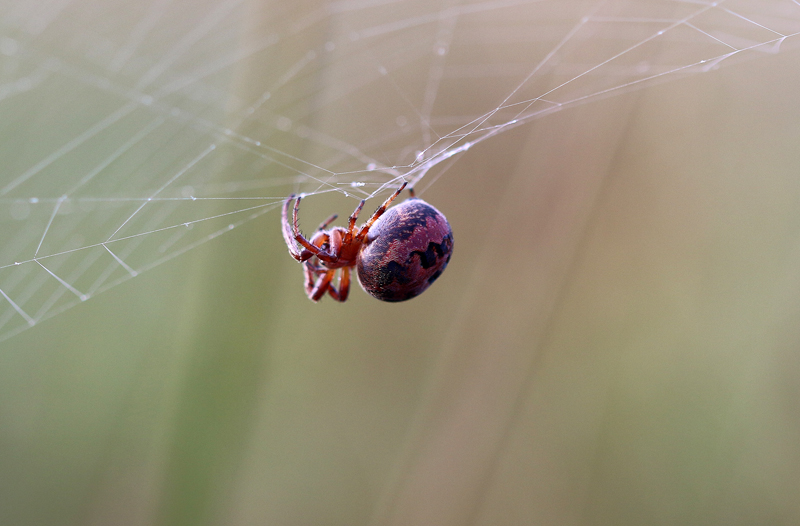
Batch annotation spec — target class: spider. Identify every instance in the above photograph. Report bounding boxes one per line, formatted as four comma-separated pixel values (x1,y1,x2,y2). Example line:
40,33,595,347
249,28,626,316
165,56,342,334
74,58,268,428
281,182,453,302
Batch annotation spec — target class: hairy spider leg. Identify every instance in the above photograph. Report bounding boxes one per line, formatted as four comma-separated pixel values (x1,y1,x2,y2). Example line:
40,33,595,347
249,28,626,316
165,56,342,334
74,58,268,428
281,195,304,261
284,181,411,302
290,196,338,263
355,181,407,243
344,199,365,244
282,195,333,262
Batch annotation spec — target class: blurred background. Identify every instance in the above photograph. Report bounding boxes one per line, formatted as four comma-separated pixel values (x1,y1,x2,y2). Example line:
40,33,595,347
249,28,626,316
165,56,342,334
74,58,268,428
1,0,800,525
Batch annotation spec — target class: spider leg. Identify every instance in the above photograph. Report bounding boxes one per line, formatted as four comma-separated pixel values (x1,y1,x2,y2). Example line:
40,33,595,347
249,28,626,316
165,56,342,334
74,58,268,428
344,199,365,243
291,196,338,263
303,261,317,296
327,282,341,301
355,181,407,242
302,258,351,302
328,229,343,258
325,266,350,302
309,269,335,302
317,214,338,231
338,266,351,302
281,195,304,261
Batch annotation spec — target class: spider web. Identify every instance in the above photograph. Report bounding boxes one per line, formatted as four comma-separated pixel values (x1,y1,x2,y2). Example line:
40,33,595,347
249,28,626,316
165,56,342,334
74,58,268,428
0,0,798,341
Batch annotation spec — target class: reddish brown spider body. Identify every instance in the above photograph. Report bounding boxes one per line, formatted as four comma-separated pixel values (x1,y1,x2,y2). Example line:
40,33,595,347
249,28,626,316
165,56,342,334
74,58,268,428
281,182,453,302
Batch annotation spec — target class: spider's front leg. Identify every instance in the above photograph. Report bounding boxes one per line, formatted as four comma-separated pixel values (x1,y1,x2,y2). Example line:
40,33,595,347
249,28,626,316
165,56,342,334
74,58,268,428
355,182,407,242
281,195,305,261
343,199,365,244
282,195,338,263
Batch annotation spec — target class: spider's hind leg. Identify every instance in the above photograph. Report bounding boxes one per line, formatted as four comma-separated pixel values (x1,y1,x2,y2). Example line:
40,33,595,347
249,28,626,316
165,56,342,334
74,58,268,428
309,269,335,302
327,267,350,302
303,261,318,296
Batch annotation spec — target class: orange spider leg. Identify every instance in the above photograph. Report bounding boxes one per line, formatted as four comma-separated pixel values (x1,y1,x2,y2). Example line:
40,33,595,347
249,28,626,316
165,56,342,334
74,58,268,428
328,229,343,257
303,259,350,303
324,267,350,302
355,182,407,243
284,181,416,303
343,199,365,244
303,260,331,296
310,268,335,302
337,266,350,302
327,282,341,301
317,214,338,231
290,196,338,263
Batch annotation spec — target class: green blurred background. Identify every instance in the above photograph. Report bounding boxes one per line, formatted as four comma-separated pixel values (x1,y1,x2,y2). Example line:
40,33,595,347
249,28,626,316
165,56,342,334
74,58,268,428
1,1,800,525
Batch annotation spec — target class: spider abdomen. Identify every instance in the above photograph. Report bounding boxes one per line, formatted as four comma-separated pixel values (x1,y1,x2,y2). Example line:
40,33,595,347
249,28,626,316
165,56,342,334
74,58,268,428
356,198,453,302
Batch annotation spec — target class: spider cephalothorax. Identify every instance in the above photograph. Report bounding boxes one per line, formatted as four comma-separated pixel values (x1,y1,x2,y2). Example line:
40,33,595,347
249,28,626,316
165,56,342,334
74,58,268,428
281,182,453,302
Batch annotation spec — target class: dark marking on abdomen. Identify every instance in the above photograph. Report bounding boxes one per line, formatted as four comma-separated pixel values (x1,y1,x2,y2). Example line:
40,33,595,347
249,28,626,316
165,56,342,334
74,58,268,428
410,240,447,269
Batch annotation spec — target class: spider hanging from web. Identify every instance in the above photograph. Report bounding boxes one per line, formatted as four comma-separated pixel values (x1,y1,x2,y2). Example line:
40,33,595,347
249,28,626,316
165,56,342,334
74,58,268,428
281,182,453,302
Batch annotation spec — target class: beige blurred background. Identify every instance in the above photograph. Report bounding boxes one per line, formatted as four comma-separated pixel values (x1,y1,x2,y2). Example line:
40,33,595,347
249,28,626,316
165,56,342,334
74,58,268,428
1,1,800,525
